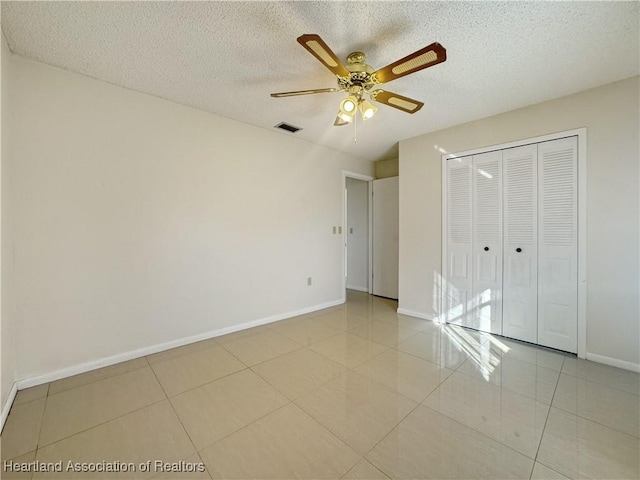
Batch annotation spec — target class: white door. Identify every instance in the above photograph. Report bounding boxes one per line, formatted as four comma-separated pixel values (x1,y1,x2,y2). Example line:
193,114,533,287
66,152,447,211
372,176,399,299
537,137,578,353
502,144,538,343
444,157,473,325
471,151,503,334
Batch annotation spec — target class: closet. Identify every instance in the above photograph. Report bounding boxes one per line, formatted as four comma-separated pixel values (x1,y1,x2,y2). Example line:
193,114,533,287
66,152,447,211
443,136,578,353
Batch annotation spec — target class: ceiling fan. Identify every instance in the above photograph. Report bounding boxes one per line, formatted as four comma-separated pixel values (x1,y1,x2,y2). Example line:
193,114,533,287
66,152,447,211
271,34,447,126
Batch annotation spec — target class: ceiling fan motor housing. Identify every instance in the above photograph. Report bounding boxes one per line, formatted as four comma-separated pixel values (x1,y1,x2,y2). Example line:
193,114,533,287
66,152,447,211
338,52,376,91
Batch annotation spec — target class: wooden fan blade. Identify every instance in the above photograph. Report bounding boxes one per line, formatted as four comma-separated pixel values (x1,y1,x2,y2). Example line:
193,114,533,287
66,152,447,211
370,90,424,114
271,88,341,98
297,34,351,77
372,42,446,84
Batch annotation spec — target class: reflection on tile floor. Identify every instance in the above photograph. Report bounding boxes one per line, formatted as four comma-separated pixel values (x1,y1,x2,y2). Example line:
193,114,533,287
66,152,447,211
2,290,639,479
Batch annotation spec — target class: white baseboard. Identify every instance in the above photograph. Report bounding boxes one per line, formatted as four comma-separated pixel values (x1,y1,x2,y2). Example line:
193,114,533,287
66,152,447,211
1,382,18,434
346,285,368,293
586,353,640,373
16,298,345,390
396,308,437,322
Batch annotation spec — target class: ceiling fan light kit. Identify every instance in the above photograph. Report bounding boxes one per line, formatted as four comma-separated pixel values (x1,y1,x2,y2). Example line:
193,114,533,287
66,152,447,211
359,99,377,120
271,34,447,128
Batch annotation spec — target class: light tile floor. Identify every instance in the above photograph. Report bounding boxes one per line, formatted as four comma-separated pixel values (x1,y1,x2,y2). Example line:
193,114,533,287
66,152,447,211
2,290,639,479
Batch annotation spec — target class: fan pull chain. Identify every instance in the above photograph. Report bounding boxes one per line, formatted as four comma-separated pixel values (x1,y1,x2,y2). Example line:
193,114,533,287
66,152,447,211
353,109,358,143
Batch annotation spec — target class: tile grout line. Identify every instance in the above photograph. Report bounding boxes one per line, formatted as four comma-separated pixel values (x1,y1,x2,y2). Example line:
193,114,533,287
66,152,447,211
34,367,173,450
352,347,455,404
192,451,214,480
282,403,362,478
359,334,468,474
306,334,392,370
545,404,640,440
273,327,346,348
532,355,565,469
152,352,295,456
193,401,294,457
147,361,206,472
362,376,447,463
145,364,209,478
452,364,556,406
47,360,150,398
290,369,420,464
557,367,640,397
417,369,549,465
530,461,571,480
422,401,541,466
216,329,305,366
528,358,573,480
146,340,222,368
4,392,48,409
248,346,347,398
148,351,250,399
30,385,49,467
34,396,170,452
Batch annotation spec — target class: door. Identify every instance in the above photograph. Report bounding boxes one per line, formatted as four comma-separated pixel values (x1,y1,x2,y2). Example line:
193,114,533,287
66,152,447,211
537,137,578,353
372,176,399,299
502,144,538,343
471,151,503,334
444,156,473,325
346,177,369,292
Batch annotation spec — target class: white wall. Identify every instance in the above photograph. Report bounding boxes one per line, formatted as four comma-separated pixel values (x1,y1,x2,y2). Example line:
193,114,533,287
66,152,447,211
1,28,16,418
8,55,373,382
346,177,368,291
399,76,640,369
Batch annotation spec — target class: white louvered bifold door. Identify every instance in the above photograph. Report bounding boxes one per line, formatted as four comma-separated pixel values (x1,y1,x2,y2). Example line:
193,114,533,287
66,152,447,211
445,156,473,326
471,151,503,334
537,137,578,353
502,144,538,343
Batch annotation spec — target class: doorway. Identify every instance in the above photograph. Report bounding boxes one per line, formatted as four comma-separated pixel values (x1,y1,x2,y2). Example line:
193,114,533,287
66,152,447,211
342,172,373,298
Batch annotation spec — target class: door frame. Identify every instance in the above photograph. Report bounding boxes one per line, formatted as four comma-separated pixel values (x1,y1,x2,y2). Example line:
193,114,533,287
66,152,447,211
441,128,587,359
342,171,374,298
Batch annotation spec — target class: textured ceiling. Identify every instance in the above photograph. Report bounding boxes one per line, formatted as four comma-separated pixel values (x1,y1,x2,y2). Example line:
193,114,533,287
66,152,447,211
2,1,638,162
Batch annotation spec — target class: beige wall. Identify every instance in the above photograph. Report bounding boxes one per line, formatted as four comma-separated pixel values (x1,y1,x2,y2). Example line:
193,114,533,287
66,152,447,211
7,54,373,383
1,29,16,417
399,76,640,369
375,157,399,179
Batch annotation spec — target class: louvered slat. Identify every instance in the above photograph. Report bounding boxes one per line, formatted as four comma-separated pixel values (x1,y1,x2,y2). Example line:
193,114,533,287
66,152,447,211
540,148,576,246
448,164,472,244
505,153,536,246
474,159,501,245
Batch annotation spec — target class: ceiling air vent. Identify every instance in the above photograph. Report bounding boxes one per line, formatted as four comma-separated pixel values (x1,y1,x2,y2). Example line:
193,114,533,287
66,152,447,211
274,122,302,133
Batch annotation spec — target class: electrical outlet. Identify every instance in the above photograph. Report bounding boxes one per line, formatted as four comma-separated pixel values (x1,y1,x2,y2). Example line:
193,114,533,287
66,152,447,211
307,277,312,286
338,226,342,234
332,226,337,234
